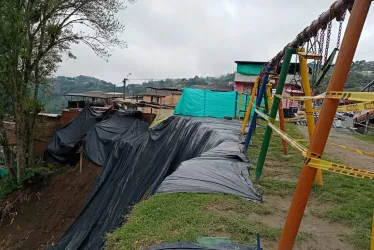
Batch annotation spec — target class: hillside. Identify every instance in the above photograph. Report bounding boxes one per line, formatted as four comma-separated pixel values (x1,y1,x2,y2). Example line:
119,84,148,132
44,73,235,113
45,60,374,113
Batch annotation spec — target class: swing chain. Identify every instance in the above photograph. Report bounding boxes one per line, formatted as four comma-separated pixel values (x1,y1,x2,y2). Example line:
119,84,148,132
324,21,332,64
336,10,346,49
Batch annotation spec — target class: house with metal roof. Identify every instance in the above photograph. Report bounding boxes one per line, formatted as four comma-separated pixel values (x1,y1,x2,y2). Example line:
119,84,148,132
234,61,312,118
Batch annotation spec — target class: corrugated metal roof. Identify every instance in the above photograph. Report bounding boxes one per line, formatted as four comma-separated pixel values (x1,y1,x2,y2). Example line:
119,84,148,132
234,61,268,65
190,85,234,92
146,87,182,91
64,91,122,99
38,113,61,118
234,73,258,83
234,72,302,87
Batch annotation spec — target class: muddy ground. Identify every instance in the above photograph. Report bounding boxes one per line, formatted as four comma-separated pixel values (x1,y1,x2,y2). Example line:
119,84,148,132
0,160,101,250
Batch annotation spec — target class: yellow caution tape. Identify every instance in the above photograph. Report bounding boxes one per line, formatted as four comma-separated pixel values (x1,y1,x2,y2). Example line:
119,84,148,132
314,101,374,113
328,141,374,158
255,109,309,155
285,116,307,121
306,158,374,180
296,139,374,158
255,109,374,180
275,91,374,103
326,91,374,102
274,93,325,101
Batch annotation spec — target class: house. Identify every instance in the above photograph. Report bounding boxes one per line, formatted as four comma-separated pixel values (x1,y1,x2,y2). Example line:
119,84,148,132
234,61,267,94
234,61,312,118
141,87,182,114
64,91,123,109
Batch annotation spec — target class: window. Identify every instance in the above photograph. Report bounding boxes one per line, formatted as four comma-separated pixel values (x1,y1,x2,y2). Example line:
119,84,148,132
151,96,160,103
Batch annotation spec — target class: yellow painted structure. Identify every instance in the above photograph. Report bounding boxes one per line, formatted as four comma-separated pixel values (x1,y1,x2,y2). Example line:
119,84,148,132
298,48,324,187
241,77,260,135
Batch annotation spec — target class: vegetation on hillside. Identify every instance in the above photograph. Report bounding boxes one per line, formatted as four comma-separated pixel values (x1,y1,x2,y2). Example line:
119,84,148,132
46,60,374,113
45,73,235,112
0,0,127,185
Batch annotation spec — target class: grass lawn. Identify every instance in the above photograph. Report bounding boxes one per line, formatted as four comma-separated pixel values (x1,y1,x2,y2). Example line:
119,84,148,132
106,122,373,250
353,133,374,143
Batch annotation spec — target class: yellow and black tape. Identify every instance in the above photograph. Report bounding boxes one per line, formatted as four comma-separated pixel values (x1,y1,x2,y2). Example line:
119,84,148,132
296,139,374,158
254,108,374,180
314,101,374,113
306,158,374,180
284,116,307,121
326,91,374,102
275,91,374,103
274,93,325,101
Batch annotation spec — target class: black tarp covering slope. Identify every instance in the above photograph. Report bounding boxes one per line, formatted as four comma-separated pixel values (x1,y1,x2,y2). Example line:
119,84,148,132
44,105,109,166
156,141,262,201
50,116,261,250
84,110,149,166
144,242,257,250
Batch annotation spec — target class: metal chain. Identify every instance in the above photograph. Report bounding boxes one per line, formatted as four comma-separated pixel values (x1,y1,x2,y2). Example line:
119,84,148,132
317,28,325,71
336,11,346,48
312,34,319,84
324,21,332,64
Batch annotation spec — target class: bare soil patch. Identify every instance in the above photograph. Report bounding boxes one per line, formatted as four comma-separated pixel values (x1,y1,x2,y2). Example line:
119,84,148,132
0,160,101,250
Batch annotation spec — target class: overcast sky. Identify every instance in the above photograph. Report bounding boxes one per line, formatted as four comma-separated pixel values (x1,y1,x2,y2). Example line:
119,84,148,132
56,0,374,85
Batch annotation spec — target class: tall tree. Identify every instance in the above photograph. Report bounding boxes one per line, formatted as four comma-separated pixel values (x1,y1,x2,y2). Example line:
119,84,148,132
0,0,128,184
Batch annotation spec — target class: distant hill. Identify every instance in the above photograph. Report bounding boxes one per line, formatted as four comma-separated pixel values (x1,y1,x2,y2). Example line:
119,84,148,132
310,60,374,92
44,73,235,113
44,60,374,113
45,75,118,113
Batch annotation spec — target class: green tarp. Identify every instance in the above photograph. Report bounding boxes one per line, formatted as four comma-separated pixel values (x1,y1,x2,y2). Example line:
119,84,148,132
174,88,265,119
237,64,263,76
237,94,265,118
175,88,237,118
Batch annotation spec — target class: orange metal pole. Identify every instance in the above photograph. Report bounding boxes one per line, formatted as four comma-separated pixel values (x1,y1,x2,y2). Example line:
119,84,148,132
274,77,288,155
278,1,372,249
278,101,288,155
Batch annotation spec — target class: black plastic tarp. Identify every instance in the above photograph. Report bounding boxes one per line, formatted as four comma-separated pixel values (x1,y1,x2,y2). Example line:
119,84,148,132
84,110,149,166
50,117,262,250
144,242,258,250
44,105,109,166
156,141,262,201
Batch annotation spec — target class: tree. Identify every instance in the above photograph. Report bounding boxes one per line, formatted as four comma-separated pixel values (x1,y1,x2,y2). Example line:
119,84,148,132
0,0,128,184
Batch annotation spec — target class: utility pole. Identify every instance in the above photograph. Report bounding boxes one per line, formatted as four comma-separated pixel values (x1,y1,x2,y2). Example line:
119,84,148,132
123,73,131,99
122,78,127,99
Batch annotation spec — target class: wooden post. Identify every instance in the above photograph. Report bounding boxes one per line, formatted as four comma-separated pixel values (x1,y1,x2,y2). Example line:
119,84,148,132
278,0,371,248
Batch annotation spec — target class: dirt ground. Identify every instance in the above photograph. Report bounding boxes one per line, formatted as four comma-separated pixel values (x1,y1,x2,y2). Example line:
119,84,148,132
0,160,101,250
245,125,374,250
298,126,374,171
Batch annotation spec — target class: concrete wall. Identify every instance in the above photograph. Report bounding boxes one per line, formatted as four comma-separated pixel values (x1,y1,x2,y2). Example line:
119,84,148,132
162,94,181,106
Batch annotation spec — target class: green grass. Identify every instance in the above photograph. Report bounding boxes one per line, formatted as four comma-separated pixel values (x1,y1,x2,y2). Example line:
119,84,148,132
106,193,283,250
251,122,374,249
353,133,374,143
106,121,373,249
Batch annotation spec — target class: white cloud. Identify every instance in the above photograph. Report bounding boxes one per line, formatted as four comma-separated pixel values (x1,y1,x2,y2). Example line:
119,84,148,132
56,0,374,84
